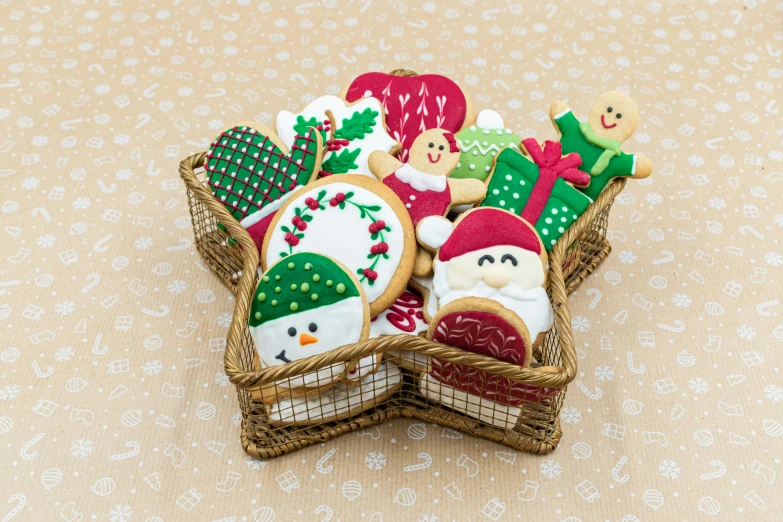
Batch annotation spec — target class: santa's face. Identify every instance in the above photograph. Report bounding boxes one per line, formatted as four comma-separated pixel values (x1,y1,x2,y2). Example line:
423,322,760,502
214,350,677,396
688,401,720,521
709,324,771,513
443,245,545,293
408,129,460,175
588,91,638,143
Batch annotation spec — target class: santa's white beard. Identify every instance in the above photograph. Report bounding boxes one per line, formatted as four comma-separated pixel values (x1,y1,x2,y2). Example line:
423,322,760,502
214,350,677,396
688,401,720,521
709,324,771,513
432,261,554,340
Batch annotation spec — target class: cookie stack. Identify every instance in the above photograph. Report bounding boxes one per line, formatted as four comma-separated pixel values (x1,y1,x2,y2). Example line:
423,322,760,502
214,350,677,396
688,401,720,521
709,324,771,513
204,71,652,429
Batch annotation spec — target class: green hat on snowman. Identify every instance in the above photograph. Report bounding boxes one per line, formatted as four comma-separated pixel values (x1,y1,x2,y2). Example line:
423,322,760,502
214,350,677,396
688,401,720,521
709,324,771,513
249,252,366,367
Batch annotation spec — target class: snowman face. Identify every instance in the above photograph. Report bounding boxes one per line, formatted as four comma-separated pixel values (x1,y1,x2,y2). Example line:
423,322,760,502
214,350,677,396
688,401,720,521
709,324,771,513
445,245,545,293
587,91,638,143
251,296,365,369
408,129,461,175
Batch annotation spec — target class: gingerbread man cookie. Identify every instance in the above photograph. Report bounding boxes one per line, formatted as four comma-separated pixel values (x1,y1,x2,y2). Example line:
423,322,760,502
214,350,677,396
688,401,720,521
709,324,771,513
369,128,486,277
550,90,653,200
417,207,554,346
205,122,323,252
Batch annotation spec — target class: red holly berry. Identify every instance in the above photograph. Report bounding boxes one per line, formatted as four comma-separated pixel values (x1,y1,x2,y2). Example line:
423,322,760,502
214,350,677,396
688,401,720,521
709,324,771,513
368,223,378,233
308,199,320,210
329,198,338,207
363,269,378,281
304,197,314,206
374,220,386,230
335,192,346,203
292,216,302,226
296,221,307,231
375,242,388,254
284,232,299,246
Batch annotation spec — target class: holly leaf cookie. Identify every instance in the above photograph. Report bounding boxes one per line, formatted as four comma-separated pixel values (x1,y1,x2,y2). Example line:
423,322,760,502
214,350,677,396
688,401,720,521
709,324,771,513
276,95,399,177
480,142,592,251
344,71,474,162
550,90,653,200
451,109,522,182
205,122,323,252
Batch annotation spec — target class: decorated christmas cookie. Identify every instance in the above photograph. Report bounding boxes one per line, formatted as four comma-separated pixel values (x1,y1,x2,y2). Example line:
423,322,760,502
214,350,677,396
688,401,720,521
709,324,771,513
481,140,592,250
370,289,430,373
249,252,370,389
269,361,402,426
550,90,653,199
369,128,487,277
344,71,474,162
276,95,400,178
419,298,554,429
261,175,416,317
451,109,521,182
205,123,323,252
417,207,554,346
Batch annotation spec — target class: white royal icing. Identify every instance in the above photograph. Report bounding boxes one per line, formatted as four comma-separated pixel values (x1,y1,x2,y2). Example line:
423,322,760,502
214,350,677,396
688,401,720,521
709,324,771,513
239,188,300,229
475,109,505,130
276,95,398,177
395,163,448,193
265,182,405,306
416,216,453,251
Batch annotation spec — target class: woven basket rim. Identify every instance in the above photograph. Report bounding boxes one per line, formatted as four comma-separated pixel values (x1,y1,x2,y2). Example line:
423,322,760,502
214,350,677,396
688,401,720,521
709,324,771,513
179,151,625,392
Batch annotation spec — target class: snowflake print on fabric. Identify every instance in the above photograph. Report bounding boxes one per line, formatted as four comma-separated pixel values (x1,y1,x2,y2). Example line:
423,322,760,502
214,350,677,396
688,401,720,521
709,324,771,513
736,325,757,340
688,378,710,395
108,503,132,522
214,370,230,387
216,312,232,327
659,459,681,479
540,460,562,479
55,300,75,316
572,316,591,332
71,438,94,459
560,407,582,424
142,360,163,375
764,384,783,402
481,144,592,251
765,252,783,266
594,365,614,382
245,455,268,470
672,293,692,308
55,346,75,361
365,451,387,470
618,250,637,264
0,384,20,400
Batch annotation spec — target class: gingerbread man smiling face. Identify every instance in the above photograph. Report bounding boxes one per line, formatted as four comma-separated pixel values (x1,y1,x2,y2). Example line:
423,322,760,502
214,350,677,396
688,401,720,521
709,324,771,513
587,90,639,143
407,128,462,175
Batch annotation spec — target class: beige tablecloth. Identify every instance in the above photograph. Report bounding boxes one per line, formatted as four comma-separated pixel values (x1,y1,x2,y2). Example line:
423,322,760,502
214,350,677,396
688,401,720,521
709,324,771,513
2,1,782,520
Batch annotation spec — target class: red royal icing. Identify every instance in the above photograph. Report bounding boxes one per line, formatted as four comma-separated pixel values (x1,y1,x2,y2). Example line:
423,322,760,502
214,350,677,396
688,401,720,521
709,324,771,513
383,171,452,227
431,310,554,405
438,208,542,262
345,72,467,162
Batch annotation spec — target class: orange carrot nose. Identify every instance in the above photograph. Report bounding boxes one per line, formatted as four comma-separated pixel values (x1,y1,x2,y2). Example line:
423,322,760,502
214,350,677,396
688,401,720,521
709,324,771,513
299,333,318,346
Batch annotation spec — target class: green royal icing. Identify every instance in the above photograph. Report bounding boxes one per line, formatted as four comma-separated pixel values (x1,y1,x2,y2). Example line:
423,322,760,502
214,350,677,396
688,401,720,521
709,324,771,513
249,252,360,327
206,125,319,222
554,110,636,200
451,125,521,182
481,148,592,251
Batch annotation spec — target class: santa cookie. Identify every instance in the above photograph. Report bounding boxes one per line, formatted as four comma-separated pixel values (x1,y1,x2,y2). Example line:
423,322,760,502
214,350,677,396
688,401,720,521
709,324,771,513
369,128,486,277
343,71,475,162
481,139,592,250
417,207,554,346
550,90,653,200
261,175,416,317
451,109,522,182
276,95,400,178
205,123,323,253
370,289,430,373
419,298,554,429
249,252,373,390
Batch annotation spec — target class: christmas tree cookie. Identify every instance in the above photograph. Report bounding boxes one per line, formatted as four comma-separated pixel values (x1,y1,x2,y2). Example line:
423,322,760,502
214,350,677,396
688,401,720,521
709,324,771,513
249,252,370,389
550,90,653,200
480,140,592,251
205,123,323,252
276,95,400,178
451,110,521,182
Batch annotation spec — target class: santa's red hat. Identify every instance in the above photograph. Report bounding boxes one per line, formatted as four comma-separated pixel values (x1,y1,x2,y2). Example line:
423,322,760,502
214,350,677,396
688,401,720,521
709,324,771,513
418,208,542,261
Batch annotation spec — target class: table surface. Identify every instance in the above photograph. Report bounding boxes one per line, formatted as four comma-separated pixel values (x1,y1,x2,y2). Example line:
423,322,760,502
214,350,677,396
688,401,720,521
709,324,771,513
2,1,781,520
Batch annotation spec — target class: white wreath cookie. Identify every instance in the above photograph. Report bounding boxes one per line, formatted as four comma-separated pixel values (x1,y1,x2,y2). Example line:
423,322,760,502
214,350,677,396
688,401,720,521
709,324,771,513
261,175,416,317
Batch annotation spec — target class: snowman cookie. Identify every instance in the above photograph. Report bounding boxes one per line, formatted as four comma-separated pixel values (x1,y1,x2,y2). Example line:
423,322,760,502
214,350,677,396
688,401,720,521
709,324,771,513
419,298,554,429
417,207,554,346
249,252,374,390
550,90,653,200
451,109,522,182
261,175,416,317
276,95,400,178
369,128,487,277
205,122,323,252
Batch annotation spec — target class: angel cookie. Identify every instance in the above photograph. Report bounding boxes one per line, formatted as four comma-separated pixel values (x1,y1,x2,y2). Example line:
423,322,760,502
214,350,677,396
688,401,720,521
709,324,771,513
419,298,554,429
205,123,323,252
417,207,554,346
261,175,416,317
276,95,399,177
550,90,653,199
